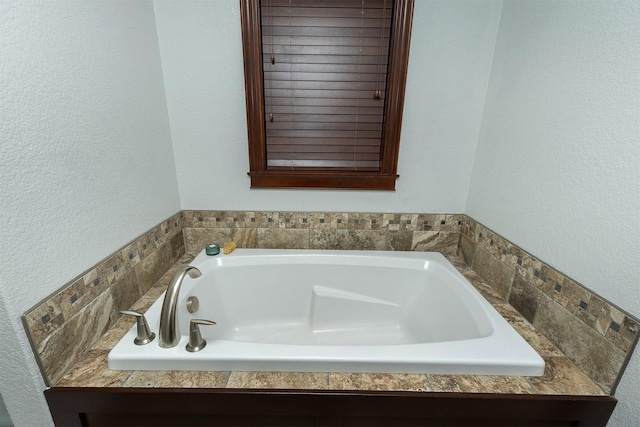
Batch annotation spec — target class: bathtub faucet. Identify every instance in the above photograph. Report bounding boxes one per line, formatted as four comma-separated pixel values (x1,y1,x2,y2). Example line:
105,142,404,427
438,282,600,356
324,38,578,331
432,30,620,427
159,265,202,348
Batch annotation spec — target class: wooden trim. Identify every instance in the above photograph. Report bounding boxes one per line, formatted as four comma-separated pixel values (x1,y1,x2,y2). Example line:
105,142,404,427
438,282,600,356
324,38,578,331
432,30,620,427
240,0,415,190
381,0,413,175
248,170,398,190
240,0,267,174
45,387,617,426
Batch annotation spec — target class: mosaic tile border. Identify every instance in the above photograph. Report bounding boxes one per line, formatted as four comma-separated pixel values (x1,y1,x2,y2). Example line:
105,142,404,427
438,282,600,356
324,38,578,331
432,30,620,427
184,211,463,231
459,216,639,394
22,212,186,386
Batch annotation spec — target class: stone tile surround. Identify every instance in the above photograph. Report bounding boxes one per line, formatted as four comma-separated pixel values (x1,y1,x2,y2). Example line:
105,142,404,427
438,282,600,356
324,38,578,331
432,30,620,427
181,211,462,254
22,212,185,386
22,210,638,395
459,216,639,394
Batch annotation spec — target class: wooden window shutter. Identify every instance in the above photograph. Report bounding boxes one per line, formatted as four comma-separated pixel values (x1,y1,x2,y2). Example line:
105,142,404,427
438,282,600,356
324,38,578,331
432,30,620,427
262,0,390,170
241,0,414,189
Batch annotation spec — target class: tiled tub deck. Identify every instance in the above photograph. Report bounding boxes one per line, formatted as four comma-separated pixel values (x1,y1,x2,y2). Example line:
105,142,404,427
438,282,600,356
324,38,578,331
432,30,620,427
24,210,638,412
55,253,606,397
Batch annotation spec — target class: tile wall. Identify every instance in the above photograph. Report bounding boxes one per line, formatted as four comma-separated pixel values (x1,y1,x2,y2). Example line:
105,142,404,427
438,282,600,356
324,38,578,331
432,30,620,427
181,211,461,254
22,212,185,385
22,210,638,394
459,216,639,394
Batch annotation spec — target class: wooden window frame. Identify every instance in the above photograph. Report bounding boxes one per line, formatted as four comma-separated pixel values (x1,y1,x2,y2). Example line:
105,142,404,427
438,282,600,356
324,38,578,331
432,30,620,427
240,0,414,190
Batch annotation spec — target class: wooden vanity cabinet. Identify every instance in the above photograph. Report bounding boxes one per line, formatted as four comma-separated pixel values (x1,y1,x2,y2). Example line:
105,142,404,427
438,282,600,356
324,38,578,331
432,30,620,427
46,387,616,426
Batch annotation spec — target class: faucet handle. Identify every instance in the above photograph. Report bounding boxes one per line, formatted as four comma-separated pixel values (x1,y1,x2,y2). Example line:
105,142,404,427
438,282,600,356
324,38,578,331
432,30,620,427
186,319,216,353
120,310,156,345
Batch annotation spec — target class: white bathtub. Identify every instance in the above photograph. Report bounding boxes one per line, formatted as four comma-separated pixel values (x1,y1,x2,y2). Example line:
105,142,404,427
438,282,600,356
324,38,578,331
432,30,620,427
108,249,544,376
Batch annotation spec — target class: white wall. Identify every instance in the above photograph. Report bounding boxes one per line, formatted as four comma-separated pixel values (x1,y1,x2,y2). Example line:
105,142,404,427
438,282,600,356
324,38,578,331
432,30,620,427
2,0,638,426
0,1,180,425
466,1,640,425
154,0,502,213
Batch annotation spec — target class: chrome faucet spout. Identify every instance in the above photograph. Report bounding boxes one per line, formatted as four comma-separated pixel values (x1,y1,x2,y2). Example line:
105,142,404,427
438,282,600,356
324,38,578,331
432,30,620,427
158,265,202,348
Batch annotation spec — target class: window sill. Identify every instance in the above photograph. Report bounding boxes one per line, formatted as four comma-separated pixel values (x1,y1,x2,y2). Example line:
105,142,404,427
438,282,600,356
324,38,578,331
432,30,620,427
248,170,398,190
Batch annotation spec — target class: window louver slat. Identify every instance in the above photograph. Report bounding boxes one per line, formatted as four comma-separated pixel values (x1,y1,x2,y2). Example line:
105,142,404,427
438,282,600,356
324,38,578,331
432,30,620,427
262,0,393,170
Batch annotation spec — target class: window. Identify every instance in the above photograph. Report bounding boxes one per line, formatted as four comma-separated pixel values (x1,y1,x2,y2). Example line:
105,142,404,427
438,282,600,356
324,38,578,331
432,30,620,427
240,0,414,190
